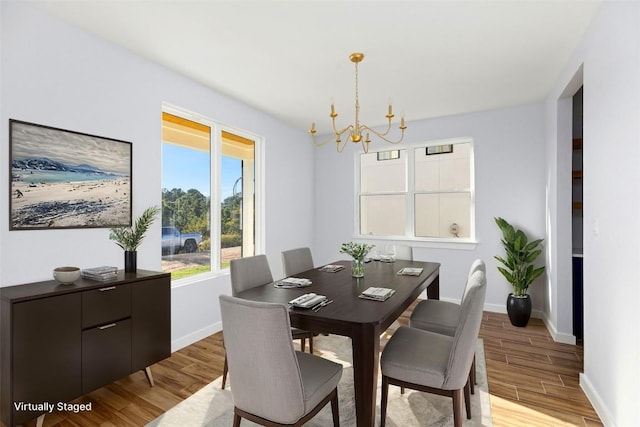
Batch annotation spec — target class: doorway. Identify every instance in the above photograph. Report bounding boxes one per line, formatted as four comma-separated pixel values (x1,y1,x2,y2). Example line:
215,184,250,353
571,87,584,341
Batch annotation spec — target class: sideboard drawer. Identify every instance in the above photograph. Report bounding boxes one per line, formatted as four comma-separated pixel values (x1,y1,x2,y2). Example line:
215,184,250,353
81,318,131,394
82,283,131,328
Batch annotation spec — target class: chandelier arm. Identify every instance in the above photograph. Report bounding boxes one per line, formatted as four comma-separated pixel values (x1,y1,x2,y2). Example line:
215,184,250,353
361,118,394,138
336,138,349,153
310,132,339,147
310,125,352,147
360,124,406,144
360,140,371,154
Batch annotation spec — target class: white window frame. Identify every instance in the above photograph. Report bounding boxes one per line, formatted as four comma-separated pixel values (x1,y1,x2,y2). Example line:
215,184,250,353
355,137,477,250
162,103,265,285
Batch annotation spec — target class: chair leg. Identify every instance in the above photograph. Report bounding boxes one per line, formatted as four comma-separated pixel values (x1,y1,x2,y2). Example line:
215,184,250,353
309,335,314,354
469,368,475,395
222,355,229,390
472,354,477,384
331,389,340,427
232,412,242,427
452,388,464,427
381,376,389,427
400,386,405,395
300,337,306,352
464,379,472,419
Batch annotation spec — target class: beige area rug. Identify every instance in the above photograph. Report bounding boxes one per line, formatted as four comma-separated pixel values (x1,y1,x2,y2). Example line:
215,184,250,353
148,333,492,427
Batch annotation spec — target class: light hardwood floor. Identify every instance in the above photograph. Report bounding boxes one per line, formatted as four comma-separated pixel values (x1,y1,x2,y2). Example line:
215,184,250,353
29,305,601,426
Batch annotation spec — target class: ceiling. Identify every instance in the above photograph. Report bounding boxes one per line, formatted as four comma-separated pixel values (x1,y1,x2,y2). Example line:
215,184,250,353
35,1,600,132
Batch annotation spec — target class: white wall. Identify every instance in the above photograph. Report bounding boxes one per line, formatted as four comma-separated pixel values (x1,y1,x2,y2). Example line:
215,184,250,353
545,2,640,426
312,103,548,313
0,2,315,350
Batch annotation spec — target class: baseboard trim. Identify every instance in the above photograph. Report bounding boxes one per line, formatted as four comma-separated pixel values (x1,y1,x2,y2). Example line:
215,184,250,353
540,312,576,345
580,372,615,427
172,321,222,352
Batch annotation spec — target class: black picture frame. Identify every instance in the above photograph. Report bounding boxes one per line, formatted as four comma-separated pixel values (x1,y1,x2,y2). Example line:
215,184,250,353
9,119,132,230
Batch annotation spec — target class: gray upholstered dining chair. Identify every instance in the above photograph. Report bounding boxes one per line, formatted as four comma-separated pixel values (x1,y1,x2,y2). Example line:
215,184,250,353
281,247,314,277
409,259,485,392
380,270,487,427
392,244,413,261
219,295,342,427
221,254,315,390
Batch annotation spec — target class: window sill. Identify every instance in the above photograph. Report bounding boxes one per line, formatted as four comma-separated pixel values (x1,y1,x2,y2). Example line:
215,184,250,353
170,268,230,289
354,235,479,251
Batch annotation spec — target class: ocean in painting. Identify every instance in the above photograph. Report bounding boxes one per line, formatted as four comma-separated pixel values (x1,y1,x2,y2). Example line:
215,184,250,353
12,168,123,184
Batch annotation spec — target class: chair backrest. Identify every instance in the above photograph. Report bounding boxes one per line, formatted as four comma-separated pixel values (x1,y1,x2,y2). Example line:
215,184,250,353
230,254,274,296
219,295,306,423
442,270,487,390
461,258,486,302
393,244,413,261
467,258,486,277
281,247,314,277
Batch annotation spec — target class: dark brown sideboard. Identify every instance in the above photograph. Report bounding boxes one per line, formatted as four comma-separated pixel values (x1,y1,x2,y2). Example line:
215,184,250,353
0,270,171,427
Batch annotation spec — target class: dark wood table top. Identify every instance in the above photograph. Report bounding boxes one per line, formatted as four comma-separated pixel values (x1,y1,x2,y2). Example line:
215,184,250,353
234,259,440,336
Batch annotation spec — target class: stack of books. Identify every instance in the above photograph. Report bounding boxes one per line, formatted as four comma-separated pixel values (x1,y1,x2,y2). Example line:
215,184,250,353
318,264,345,273
359,287,396,302
82,266,118,281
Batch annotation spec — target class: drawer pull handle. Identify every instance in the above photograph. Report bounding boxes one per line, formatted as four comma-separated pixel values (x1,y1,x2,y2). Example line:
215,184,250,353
98,323,117,330
99,286,117,292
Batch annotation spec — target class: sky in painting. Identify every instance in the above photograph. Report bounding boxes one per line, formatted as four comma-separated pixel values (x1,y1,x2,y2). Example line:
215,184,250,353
11,121,131,174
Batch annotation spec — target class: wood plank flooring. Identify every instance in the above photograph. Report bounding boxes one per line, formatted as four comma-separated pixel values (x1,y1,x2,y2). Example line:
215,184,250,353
26,306,602,426
476,311,602,427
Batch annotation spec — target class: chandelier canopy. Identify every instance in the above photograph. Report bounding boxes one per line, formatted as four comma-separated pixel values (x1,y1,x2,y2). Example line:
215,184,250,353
309,52,406,153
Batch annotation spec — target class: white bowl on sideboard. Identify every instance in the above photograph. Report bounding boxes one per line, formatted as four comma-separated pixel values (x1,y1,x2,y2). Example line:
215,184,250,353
53,266,81,284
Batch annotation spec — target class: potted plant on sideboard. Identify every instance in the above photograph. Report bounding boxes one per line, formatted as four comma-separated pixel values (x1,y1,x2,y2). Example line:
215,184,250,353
494,217,546,327
109,206,161,272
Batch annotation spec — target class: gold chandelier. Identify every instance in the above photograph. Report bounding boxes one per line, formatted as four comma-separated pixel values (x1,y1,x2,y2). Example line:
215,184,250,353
309,52,406,153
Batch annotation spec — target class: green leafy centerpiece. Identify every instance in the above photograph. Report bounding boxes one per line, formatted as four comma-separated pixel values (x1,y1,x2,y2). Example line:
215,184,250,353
109,206,161,272
340,242,375,278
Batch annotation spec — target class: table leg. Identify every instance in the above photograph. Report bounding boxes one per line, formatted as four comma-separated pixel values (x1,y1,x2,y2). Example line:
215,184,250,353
427,274,440,300
351,324,380,427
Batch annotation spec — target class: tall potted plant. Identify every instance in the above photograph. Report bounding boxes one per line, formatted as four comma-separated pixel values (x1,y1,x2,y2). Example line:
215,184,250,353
494,217,546,327
109,206,161,272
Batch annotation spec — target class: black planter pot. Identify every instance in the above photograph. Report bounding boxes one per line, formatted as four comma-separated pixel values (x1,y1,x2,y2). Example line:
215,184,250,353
507,293,532,327
124,251,137,273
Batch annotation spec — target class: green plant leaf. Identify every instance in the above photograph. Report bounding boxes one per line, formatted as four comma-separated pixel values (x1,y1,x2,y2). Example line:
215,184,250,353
494,217,546,296
524,249,542,263
109,206,161,252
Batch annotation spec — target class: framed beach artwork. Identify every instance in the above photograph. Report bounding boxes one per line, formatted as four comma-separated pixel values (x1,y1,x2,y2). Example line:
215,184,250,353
9,119,132,230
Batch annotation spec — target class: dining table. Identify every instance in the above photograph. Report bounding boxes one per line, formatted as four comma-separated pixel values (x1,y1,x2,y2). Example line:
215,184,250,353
233,258,440,427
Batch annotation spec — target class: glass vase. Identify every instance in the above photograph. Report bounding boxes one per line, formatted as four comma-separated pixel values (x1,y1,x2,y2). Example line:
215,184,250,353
351,258,365,278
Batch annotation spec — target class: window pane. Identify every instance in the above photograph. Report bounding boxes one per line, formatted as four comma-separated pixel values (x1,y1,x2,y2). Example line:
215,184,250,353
415,193,471,238
415,143,470,192
221,131,255,268
161,113,211,280
360,194,406,236
360,150,406,193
